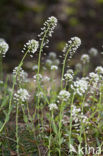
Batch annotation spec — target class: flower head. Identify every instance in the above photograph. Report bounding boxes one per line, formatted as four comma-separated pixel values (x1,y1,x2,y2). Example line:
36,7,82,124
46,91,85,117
49,52,57,60
49,103,58,111
58,90,70,102
75,63,82,72
89,72,99,82
63,37,81,60
64,69,74,82
0,39,9,57
33,74,42,82
13,66,28,83
38,16,57,48
89,48,98,57
14,88,30,102
22,39,39,57
71,78,89,96
51,65,58,70
81,54,90,64
95,66,103,75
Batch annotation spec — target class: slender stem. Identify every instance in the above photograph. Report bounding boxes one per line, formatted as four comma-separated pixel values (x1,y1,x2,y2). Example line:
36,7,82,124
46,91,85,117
16,102,20,156
69,94,74,156
38,25,50,74
61,44,73,89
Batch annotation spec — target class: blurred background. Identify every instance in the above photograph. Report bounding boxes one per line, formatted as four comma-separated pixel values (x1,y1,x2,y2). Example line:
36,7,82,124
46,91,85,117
0,0,103,68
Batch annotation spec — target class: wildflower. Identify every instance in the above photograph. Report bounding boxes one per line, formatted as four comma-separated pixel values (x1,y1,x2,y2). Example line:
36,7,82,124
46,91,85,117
71,78,89,96
49,103,58,111
45,59,53,67
89,72,99,82
33,74,42,82
81,54,90,64
0,39,9,57
38,16,57,48
58,90,70,102
13,66,28,83
36,91,44,98
63,37,81,59
95,66,103,75
69,105,89,132
22,39,39,57
75,63,82,72
54,59,60,66
89,48,98,57
51,65,58,70
49,52,57,60
32,65,38,71
43,76,50,82
14,88,30,102
64,69,74,82
0,80,3,85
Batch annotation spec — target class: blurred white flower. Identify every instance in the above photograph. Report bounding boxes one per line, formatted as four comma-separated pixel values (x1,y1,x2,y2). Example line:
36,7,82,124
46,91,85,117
51,65,58,70
81,54,90,64
45,59,53,67
49,52,57,60
33,74,42,82
64,69,74,82
58,90,70,102
13,66,28,83
75,63,82,72
14,88,30,102
49,103,58,111
95,66,103,75
71,78,89,96
89,48,98,57
0,39,9,57
36,91,44,98
32,65,38,71
89,72,99,82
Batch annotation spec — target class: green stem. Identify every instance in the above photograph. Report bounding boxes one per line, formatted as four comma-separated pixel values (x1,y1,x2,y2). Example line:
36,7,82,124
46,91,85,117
16,102,20,156
61,44,73,89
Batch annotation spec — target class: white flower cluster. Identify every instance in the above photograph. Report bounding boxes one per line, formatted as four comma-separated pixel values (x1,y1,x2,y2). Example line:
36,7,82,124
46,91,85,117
95,66,103,75
89,48,98,57
14,88,30,102
51,65,58,70
45,52,60,68
0,39,9,57
70,105,89,132
38,16,57,48
34,74,50,83
22,39,39,57
43,76,50,82
13,66,28,83
89,72,101,94
49,52,57,60
63,37,81,59
58,90,70,102
64,69,74,82
32,65,38,71
33,74,42,82
75,63,82,72
81,54,90,64
71,78,89,96
36,91,44,98
49,103,58,111
89,72,99,82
